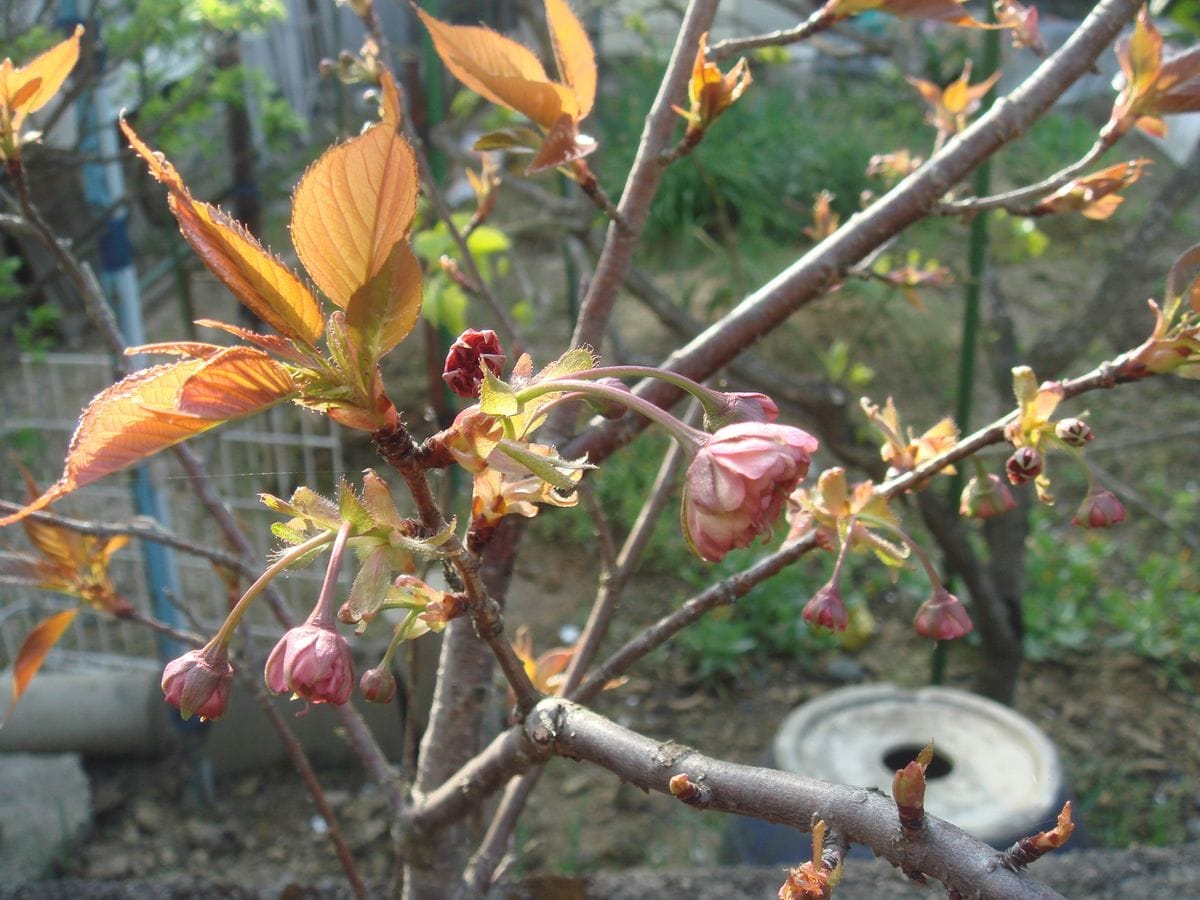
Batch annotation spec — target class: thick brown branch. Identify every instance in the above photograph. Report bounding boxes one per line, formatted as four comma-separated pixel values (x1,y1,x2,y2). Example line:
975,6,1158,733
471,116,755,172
532,699,1066,900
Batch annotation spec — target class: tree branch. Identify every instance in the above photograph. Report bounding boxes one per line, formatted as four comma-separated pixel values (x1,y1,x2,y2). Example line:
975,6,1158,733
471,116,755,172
531,699,1067,900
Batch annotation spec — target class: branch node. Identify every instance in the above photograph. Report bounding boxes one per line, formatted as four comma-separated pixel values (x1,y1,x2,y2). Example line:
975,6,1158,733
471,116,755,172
667,772,712,808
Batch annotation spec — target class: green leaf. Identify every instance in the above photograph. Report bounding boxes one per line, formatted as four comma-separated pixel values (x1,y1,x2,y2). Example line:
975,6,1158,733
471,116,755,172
346,546,393,623
465,225,512,257
421,277,469,335
494,441,591,491
337,480,374,533
473,127,542,152
479,368,521,417
362,470,406,531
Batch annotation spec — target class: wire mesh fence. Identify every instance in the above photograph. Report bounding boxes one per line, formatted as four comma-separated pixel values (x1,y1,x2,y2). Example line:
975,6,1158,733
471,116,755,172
0,351,345,672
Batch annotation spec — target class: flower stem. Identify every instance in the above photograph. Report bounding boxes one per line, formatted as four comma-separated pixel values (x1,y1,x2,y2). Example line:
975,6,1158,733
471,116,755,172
211,530,337,647
308,519,354,629
515,378,704,448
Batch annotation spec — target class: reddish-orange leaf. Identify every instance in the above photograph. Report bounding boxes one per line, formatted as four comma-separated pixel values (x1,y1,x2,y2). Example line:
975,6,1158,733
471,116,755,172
126,340,226,359
380,69,403,129
16,466,86,570
176,347,297,419
1165,243,1200,314
545,0,596,119
0,354,294,527
0,25,83,117
192,319,311,363
414,6,579,129
345,242,423,361
2,609,78,728
290,121,418,311
121,119,324,347
1031,159,1149,220
7,76,43,111
526,113,596,173
1126,8,1162,95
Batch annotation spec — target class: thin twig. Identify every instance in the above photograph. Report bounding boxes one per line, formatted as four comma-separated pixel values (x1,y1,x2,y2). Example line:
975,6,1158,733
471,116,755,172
940,140,1109,214
0,502,248,573
571,158,629,232
574,533,820,703
459,768,544,896
707,7,838,62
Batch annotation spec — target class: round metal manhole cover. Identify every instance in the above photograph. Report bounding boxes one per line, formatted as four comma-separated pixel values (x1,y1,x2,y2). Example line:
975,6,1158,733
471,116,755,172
774,684,1063,845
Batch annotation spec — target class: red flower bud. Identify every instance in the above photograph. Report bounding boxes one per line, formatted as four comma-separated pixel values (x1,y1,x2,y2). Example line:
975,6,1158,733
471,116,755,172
802,581,848,632
1005,446,1043,484
913,587,973,641
265,622,354,706
359,665,397,704
442,328,505,398
1072,488,1125,528
1055,417,1093,448
682,423,819,562
162,644,234,722
959,473,1016,519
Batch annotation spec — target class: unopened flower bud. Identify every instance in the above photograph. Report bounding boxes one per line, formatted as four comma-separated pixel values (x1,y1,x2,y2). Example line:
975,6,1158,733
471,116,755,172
442,328,505,399
162,644,234,722
359,665,397,703
714,391,779,426
802,581,848,632
1055,417,1093,447
959,473,1016,519
584,377,632,419
1072,488,1125,528
265,622,355,706
913,587,973,641
682,423,819,562
1005,446,1043,485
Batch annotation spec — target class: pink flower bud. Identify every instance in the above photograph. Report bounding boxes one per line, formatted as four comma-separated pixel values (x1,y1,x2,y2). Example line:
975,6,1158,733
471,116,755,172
959,473,1016,519
1072,488,1125,528
913,587,973,641
162,645,234,722
802,582,848,632
714,391,779,426
442,329,505,398
264,622,354,706
1055,418,1093,448
1005,446,1043,485
682,422,819,562
359,665,397,704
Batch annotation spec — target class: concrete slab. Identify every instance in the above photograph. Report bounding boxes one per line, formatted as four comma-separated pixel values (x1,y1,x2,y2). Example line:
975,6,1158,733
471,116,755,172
0,753,91,885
